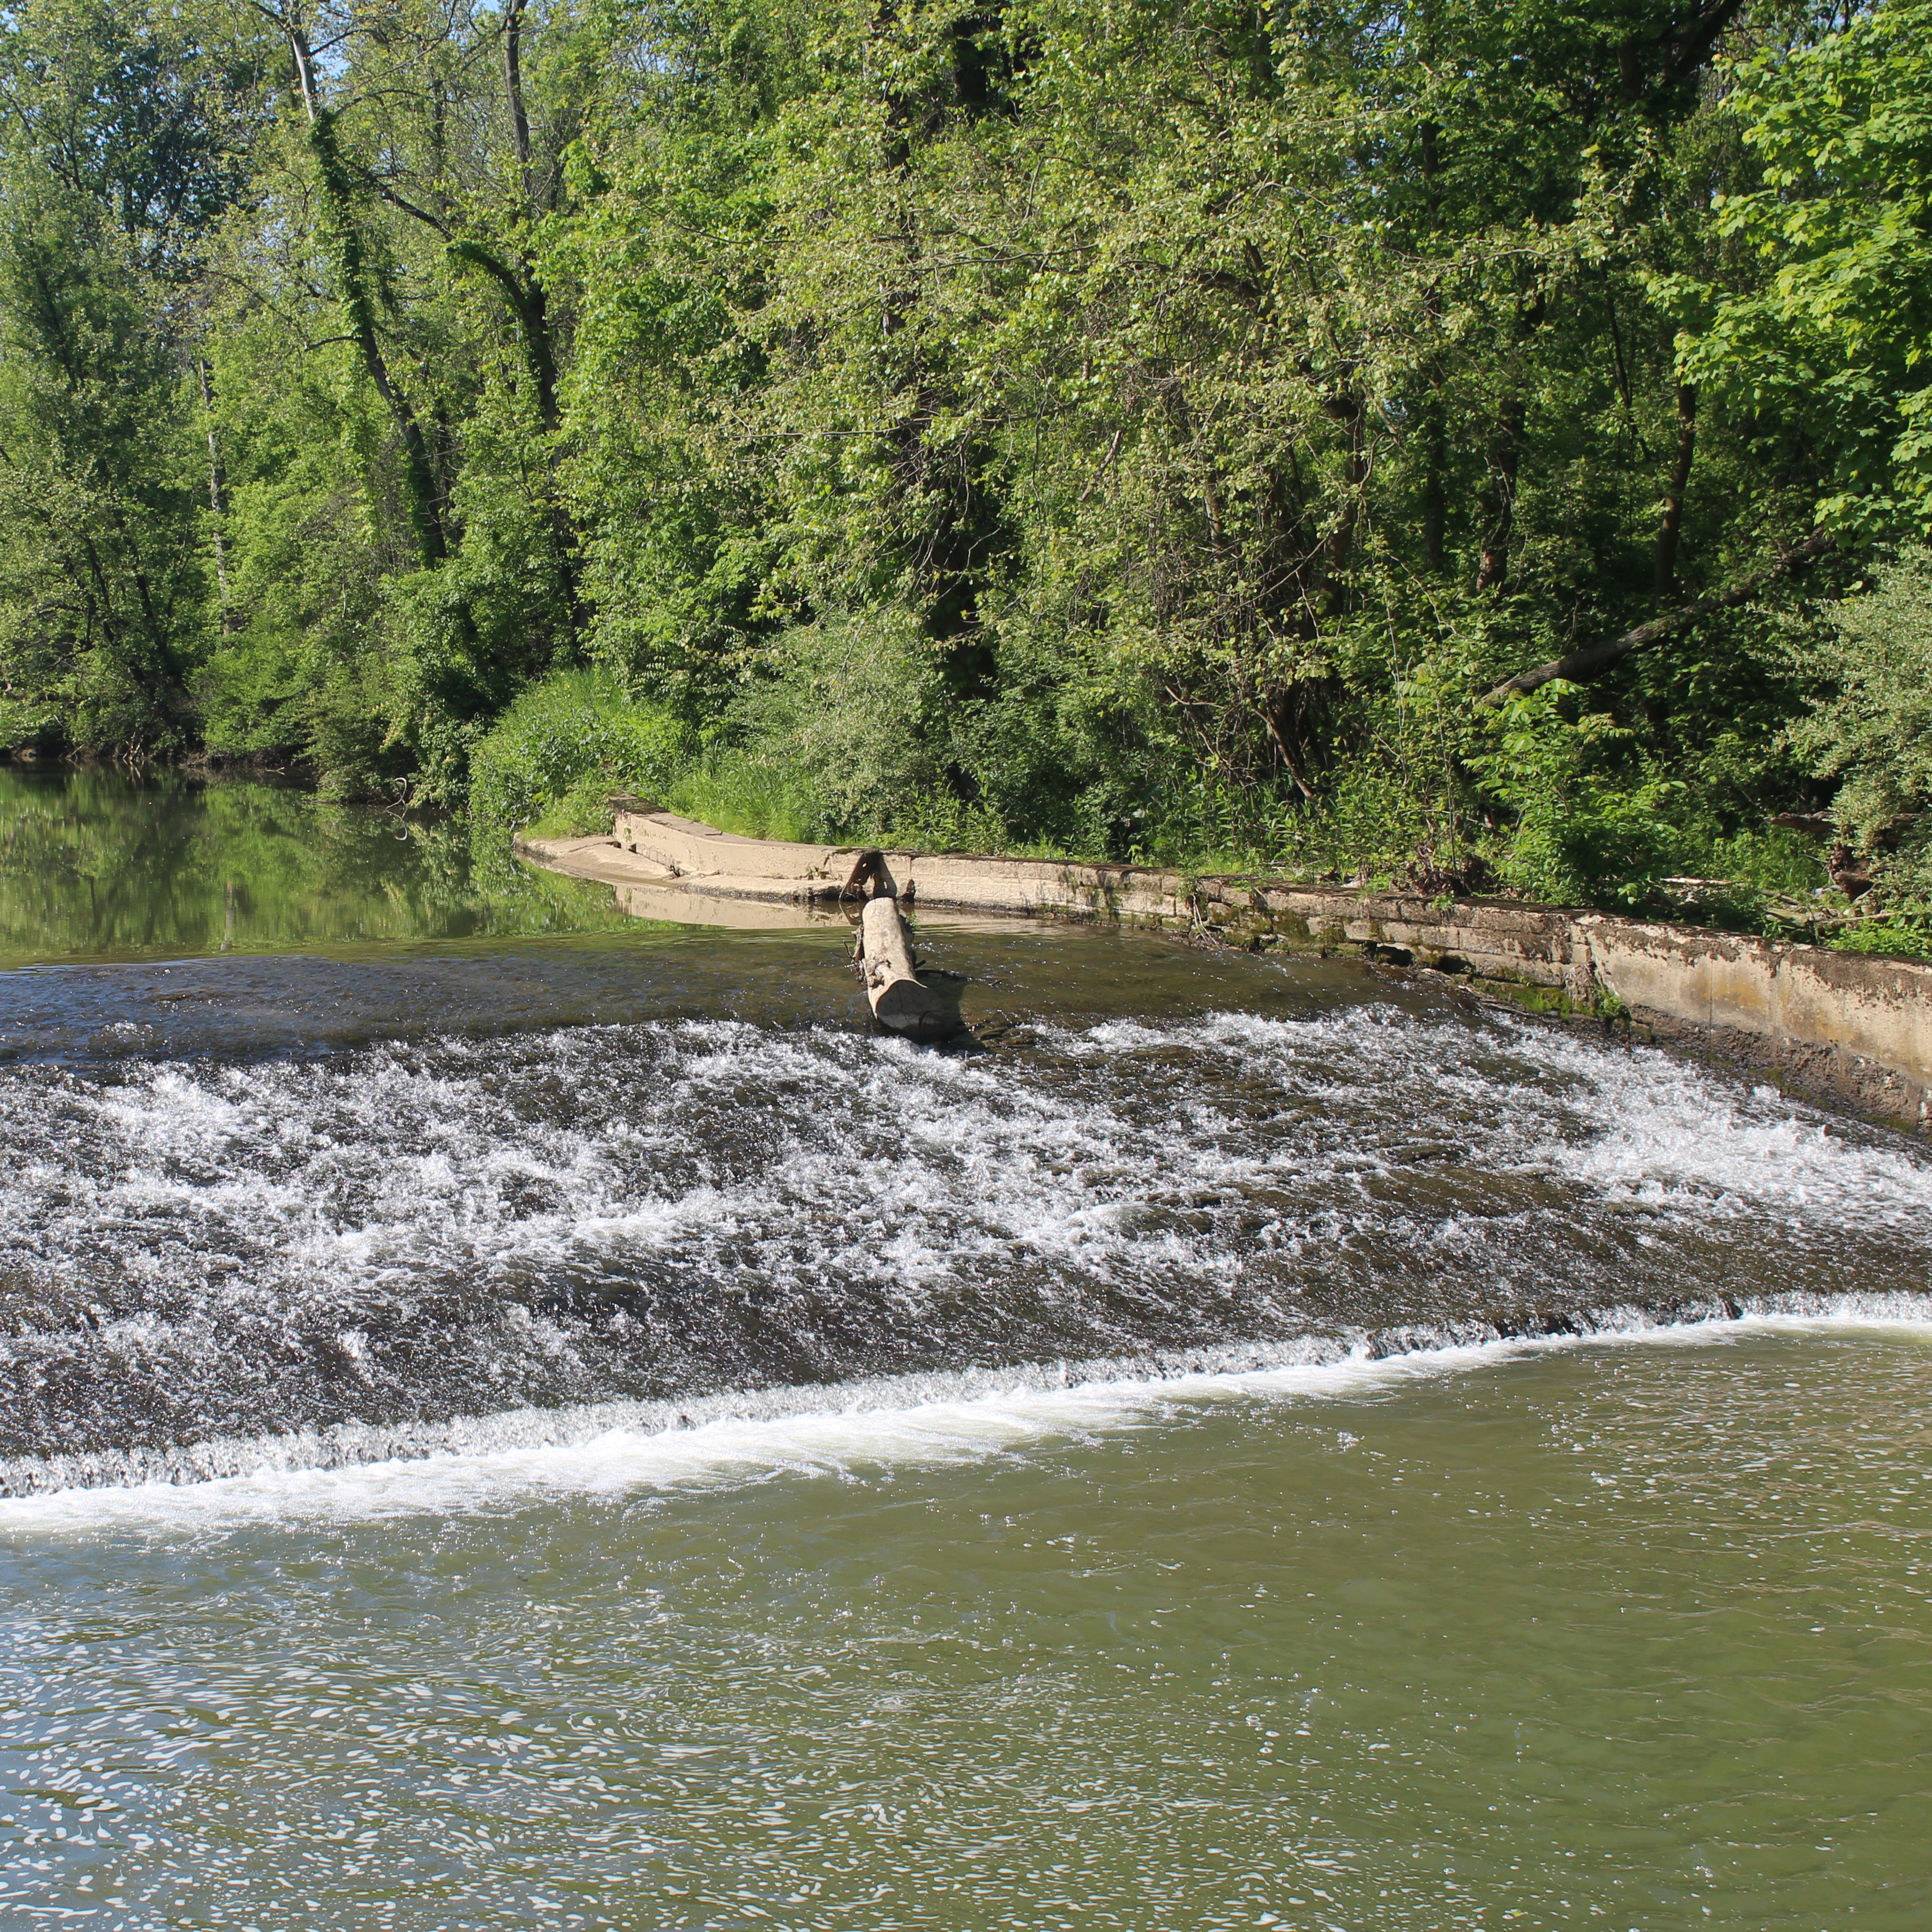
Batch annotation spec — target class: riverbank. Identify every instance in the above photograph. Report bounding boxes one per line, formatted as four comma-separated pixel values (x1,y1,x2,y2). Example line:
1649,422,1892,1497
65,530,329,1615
521,806,1932,1133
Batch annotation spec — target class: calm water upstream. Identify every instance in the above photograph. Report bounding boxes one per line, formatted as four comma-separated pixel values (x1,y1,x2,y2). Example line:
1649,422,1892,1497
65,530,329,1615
0,770,1928,1929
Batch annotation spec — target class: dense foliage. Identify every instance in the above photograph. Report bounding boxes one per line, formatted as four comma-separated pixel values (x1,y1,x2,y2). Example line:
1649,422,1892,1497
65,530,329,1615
0,0,1927,917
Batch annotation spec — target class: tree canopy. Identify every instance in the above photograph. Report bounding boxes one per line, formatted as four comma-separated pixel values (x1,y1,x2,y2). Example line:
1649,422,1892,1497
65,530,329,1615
0,0,1926,915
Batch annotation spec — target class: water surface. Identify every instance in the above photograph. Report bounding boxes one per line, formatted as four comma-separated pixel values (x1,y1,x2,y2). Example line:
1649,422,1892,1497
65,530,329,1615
3,1327,1929,1929
0,766,631,964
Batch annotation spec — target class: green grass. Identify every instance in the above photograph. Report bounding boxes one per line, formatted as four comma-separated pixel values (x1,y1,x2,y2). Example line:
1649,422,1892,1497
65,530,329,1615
469,669,692,832
664,752,815,843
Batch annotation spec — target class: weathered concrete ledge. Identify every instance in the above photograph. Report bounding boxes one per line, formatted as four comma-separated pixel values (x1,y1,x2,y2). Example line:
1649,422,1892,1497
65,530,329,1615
520,810,1932,1132
577,806,1193,919
1242,883,1932,1132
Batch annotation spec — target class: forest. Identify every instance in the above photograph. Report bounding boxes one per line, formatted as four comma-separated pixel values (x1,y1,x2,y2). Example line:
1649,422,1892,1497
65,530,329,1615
0,0,1927,934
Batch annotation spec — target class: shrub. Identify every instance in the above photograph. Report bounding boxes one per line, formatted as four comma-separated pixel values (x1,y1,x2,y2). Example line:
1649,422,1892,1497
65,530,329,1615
694,611,975,846
1830,920,1932,962
1465,686,1692,905
1788,546,1932,904
468,669,693,832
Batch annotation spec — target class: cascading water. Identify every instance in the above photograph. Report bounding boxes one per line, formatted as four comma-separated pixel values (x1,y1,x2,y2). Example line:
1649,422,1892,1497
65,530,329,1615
3,948,1928,1495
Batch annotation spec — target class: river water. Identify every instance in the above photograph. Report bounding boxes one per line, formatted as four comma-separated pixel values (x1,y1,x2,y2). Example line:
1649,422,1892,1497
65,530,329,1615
0,770,1927,1929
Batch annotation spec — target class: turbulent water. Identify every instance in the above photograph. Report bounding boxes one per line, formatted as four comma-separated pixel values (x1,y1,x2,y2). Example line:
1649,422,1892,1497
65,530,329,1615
3,922,1929,1492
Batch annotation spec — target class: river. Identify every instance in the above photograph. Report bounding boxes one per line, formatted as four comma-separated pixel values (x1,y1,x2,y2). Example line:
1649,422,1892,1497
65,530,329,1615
0,769,1927,1929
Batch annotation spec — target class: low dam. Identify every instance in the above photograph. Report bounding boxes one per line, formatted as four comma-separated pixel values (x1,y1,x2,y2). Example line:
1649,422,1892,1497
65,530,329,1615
1,770,1927,1930
526,805,1932,1130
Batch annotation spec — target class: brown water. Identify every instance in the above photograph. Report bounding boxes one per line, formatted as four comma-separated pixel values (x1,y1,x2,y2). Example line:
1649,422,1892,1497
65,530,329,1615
3,1328,1930,1929
0,770,1929,1928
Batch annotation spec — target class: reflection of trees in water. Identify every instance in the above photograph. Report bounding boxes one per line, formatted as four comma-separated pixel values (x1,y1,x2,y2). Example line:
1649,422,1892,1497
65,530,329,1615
0,770,624,958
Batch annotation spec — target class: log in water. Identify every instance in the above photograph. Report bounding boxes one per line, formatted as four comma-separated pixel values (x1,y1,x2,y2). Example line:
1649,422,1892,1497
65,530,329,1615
2,904,1927,1491
855,892,960,1039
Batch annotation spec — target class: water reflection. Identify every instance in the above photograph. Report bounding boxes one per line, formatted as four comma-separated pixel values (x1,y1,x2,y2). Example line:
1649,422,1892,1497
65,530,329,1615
0,766,632,963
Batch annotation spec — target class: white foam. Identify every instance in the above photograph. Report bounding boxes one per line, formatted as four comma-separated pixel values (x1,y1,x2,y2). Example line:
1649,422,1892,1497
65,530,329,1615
9,1008,1927,1320
1102,1010,1932,1229
2,1003,1928,1503
5,1299,1927,1534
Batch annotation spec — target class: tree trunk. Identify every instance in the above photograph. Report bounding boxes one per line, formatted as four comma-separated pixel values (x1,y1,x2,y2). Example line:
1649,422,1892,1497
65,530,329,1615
445,241,561,435
1320,390,1367,614
443,240,583,643
1421,390,1447,574
856,896,959,1039
197,360,237,634
289,22,447,567
1418,121,1446,574
1474,396,1523,593
1654,381,1697,596
504,0,535,204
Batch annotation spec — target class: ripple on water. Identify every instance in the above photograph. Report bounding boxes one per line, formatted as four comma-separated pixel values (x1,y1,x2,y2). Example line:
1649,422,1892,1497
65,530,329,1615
0,1328,1929,1930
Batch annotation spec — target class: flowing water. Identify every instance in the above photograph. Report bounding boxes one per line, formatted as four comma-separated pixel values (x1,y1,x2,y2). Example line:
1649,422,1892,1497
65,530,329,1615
1,770,1928,1929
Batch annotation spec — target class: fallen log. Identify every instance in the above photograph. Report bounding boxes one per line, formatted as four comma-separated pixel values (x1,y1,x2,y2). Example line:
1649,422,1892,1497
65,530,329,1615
856,895,961,1040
